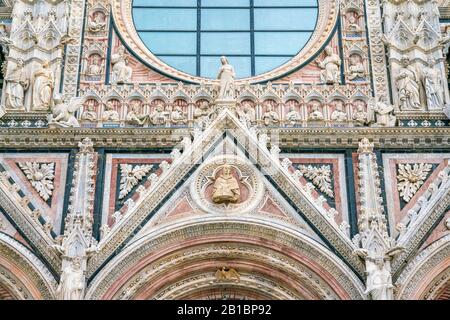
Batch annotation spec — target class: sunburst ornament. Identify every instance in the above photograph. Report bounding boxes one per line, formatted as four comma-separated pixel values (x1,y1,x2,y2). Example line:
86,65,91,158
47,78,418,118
397,163,433,203
18,162,55,201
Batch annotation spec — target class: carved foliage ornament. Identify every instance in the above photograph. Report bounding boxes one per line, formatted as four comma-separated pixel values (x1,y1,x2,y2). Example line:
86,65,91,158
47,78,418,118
298,164,334,198
119,164,153,200
397,163,433,203
18,162,55,201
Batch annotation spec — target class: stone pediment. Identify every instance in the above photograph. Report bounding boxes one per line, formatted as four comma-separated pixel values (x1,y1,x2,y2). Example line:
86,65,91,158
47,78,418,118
88,108,364,280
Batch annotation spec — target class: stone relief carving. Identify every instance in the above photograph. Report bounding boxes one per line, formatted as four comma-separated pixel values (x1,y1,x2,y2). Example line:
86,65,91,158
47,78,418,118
215,267,240,282
383,0,450,111
308,101,324,121
4,59,29,110
48,96,85,128
0,23,14,55
262,101,280,126
81,100,98,122
30,60,55,111
87,11,106,33
125,101,146,126
17,162,55,201
347,53,366,81
316,47,341,84
394,56,422,111
367,98,397,127
56,257,85,300
397,163,433,203
102,101,120,122
212,165,240,205
111,47,132,84
330,100,348,122
422,58,445,110
118,164,153,200
353,101,368,126
298,164,334,199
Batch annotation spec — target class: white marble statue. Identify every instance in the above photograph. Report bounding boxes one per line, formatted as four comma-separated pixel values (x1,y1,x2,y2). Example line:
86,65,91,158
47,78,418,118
262,103,280,126
364,259,394,300
331,101,347,122
81,100,98,122
0,23,13,54
88,12,106,33
316,47,341,84
170,105,187,125
111,47,133,84
194,101,214,128
308,102,324,121
87,56,102,76
395,57,421,110
31,60,55,110
237,102,256,127
217,56,236,100
126,102,146,126
102,101,120,122
353,103,368,127
367,97,397,127
56,258,86,300
348,54,365,80
4,59,29,110
422,59,444,110
48,95,85,128
286,105,301,125
149,103,168,125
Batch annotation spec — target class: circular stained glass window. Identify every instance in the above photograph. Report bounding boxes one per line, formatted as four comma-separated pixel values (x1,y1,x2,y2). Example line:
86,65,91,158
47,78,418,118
132,0,318,79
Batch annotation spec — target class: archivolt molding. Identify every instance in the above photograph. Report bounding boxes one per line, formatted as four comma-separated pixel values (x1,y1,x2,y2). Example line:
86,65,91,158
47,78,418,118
392,182,450,273
85,218,366,300
0,233,57,300
395,234,450,300
111,0,338,83
0,174,61,271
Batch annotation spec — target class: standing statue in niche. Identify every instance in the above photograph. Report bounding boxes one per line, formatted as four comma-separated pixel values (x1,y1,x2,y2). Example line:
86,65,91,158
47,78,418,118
4,59,29,110
395,56,421,110
212,165,240,204
56,258,85,300
364,258,394,300
316,47,341,84
0,23,13,55
111,47,133,84
31,60,55,110
422,58,444,110
217,56,236,100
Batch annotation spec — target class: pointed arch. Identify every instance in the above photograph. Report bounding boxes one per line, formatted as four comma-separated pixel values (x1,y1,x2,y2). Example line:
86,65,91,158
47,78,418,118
0,233,57,300
86,219,365,300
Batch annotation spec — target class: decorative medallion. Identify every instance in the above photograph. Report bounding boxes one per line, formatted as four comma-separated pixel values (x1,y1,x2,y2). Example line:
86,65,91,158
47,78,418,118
190,155,264,215
397,163,433,203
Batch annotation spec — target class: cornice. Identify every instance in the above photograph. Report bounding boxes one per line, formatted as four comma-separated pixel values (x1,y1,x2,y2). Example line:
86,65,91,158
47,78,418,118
0,127,450,149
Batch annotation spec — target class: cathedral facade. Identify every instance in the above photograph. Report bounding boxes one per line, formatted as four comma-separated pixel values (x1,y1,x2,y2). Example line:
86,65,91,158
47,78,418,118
0,0,449,300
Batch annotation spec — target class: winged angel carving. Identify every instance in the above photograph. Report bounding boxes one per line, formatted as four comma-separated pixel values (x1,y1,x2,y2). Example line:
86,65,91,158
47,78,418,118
48,96,86,128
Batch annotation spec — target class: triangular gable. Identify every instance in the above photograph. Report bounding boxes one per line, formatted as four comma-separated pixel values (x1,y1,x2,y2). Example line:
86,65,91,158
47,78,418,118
0,152,70,235
135,135,323,244
88,109,364,278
